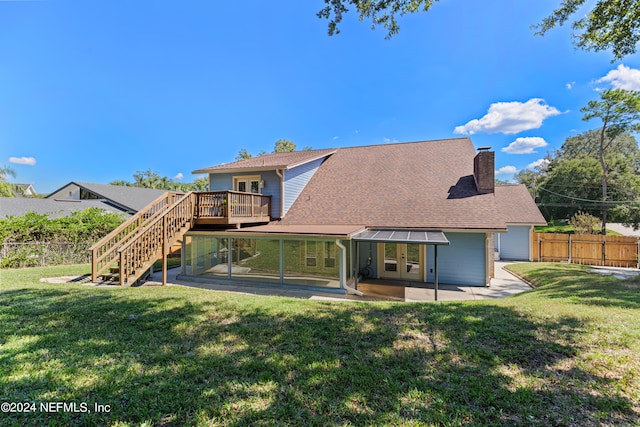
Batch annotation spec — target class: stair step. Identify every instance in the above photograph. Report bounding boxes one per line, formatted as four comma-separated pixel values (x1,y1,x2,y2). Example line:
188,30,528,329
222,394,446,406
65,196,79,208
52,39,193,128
100,272,120,282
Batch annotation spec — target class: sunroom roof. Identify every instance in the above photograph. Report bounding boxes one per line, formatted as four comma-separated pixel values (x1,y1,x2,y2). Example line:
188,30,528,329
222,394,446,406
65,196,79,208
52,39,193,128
353,229,450,245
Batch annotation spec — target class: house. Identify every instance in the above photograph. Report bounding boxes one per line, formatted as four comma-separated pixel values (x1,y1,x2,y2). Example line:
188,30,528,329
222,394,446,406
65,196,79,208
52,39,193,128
90,137,545,290
0,182,171,219
171,137,545,292
494,184,547,261
11,183,37,197
46,182,168,213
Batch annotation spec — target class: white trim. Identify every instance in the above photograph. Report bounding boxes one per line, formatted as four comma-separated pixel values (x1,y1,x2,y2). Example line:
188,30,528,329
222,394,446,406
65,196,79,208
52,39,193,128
232,174,262,194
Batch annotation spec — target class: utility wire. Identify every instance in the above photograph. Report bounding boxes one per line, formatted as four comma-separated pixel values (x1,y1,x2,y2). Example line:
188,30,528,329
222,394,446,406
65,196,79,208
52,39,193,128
537,187,640,205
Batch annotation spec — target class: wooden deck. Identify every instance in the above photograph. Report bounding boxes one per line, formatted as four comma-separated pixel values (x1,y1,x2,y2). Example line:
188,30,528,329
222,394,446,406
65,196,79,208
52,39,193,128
193,191,271,225
91,190,271,285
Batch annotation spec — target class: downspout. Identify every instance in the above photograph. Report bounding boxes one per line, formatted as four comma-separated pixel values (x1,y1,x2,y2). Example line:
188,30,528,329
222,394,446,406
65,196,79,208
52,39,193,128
336,240,363,296
275,168,285,219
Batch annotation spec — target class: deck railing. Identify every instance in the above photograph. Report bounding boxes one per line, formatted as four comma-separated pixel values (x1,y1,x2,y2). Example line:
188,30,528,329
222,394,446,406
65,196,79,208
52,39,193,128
118,192,196,285
195,191,271,221
90,191,184,282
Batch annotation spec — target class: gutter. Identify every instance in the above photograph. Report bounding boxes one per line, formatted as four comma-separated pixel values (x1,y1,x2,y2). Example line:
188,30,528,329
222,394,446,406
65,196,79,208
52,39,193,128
336,239,363,296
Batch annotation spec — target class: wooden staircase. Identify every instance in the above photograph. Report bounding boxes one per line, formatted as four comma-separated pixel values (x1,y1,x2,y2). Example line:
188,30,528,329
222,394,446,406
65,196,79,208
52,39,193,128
90,191,196,286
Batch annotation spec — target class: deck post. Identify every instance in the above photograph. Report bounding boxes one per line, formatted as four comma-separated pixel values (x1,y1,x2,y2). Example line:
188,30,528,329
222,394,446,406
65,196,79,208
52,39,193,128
91,248,97,282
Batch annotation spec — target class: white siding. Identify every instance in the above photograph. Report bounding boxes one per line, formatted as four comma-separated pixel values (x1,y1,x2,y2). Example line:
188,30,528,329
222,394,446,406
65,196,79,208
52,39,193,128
426,233,487,286
498,225,531,261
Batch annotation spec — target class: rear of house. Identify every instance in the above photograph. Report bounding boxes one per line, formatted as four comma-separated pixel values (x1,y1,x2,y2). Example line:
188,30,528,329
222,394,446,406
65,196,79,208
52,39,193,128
179,138,543,293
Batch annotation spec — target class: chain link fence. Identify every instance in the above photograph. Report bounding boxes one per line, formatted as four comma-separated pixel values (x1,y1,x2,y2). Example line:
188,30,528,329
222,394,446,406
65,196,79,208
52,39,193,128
0,242,92,268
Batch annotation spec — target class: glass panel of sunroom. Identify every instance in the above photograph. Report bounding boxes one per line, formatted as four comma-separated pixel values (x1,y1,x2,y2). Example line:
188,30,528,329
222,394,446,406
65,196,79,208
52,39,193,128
230,238,280,284
283,240,340,288
185,235,229,277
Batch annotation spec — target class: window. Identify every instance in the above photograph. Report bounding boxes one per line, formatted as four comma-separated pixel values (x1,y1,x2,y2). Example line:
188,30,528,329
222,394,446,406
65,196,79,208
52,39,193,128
233,175,262,194
305,241,318,267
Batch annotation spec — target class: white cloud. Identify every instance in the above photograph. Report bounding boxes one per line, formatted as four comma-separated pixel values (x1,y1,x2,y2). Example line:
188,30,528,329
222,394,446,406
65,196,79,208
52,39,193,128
454,98,561,135
9,156,36,166
501,137,548,154
597,64,640,91
527,158,550,170
495,165,517,175
383,137,399,144
332,136,339,140
173,172,184,180
566,81,575,90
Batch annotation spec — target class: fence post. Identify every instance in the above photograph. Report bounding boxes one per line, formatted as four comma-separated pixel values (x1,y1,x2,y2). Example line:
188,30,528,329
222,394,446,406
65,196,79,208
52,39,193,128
568,234,572,264
637,240,639,269
602,240,606,266
537,233,541,262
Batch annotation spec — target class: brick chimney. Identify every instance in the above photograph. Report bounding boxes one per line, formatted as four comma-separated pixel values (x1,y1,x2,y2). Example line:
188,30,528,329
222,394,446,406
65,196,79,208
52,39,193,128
474,147,494,194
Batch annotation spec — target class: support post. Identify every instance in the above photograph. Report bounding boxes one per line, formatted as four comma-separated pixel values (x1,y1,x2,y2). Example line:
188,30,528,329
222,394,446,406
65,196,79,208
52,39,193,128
162,215,167,286
568,234,572,264
434,245,439,302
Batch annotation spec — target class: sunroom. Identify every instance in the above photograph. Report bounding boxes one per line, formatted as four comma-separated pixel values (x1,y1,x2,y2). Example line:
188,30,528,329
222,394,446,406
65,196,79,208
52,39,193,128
178,225,450,294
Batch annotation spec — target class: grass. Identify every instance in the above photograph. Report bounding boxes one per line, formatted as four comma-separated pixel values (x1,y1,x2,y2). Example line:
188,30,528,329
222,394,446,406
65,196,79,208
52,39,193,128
535,220,622,236
1,263,639,426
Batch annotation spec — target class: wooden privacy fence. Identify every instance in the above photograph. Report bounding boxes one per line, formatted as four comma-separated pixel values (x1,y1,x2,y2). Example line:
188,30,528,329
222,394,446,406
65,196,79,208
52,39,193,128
533,232,640,268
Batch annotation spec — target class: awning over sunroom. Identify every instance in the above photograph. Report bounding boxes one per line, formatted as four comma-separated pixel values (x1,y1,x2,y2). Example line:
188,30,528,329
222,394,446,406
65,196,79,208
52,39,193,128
353,229,450,245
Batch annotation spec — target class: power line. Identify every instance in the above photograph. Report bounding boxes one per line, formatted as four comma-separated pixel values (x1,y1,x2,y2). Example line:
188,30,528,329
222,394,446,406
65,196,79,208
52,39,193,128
537,187,640,205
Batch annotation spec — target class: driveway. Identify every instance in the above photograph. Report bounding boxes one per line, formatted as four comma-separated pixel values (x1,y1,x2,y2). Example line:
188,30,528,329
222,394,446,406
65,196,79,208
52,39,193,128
608,223,640,237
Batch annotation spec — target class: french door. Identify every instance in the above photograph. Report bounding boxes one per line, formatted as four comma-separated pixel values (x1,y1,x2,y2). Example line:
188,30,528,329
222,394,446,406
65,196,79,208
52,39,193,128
378,243,423,281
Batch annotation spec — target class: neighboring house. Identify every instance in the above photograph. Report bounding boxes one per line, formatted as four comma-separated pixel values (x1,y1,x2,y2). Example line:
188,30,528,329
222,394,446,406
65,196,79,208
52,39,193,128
494,184,547,261
0,182,169,219
46,182,168,214
0,197,128,219
177,138,546,292
11,183,37,197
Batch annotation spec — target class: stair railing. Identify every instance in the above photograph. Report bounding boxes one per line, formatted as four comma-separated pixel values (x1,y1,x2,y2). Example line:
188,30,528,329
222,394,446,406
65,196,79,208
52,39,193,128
90,192,184,281
117,192,196,285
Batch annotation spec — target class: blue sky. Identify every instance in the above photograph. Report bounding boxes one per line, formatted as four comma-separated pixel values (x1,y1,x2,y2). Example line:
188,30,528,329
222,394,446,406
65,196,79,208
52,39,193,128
2,0,640,194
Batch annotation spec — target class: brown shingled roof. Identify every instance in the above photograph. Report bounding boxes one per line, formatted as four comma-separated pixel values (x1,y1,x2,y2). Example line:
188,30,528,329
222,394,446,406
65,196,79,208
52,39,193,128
495,184,547,225
192,148,336,174
281,138,508,230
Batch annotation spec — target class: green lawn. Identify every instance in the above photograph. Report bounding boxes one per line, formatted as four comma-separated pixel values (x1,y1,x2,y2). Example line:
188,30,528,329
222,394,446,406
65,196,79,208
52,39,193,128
535,220,622,235
1,263,639,426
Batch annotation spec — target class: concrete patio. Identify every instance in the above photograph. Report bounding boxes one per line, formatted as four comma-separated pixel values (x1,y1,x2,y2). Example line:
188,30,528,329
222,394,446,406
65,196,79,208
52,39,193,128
145,261,532,302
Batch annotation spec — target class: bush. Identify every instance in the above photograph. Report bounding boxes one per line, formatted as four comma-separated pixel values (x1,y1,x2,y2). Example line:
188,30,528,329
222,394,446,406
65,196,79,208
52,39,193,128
569,211,601,234
0,208,124,268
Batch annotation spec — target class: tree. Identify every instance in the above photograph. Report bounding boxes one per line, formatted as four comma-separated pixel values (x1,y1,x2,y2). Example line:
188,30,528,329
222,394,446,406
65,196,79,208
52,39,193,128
111,170,205,192
0,166,16,198
523,129,640,228
192,176,209,192
535,0,640,60
581,89,640,234
317,0,640,59
274,139,296,152
236,149,253,161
